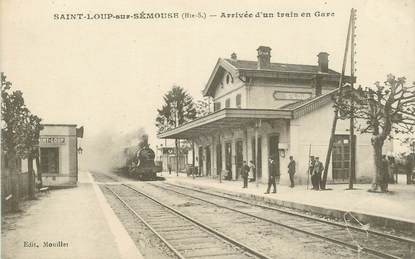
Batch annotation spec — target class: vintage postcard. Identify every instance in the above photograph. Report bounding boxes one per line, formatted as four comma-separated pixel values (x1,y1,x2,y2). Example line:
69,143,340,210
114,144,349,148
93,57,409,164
1,0,414,258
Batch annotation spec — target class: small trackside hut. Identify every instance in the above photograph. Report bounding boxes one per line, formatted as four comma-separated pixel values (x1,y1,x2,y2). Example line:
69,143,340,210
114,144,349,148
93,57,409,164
39,124,83,187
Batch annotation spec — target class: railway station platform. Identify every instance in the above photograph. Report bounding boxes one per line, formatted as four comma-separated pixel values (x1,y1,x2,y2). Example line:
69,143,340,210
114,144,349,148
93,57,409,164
162,173,415,232
1,171,142,259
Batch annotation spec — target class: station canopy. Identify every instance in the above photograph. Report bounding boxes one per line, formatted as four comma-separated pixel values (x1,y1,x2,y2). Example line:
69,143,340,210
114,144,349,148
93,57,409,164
157,89,338,140
157,108,291,139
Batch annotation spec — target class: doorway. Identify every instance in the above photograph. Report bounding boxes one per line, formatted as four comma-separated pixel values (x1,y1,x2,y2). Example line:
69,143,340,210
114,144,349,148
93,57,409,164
225,142,232,179
198,146,203,176
332,134,355,182
268,135,280,178
252,137,262,179
216,144,222,175
235,140,243,180
205,146,211,176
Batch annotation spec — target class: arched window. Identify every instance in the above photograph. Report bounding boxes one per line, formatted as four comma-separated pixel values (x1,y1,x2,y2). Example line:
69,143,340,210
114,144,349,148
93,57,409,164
226,74,230,84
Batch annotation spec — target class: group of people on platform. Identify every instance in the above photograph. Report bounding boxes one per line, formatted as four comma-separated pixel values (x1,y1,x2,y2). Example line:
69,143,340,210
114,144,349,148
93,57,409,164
189,152,414,192
241,160,256,188
240,155,297,194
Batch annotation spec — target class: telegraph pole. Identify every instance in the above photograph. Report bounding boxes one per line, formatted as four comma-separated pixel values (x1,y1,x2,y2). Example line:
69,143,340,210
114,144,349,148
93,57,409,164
348,9,357,190
321,9,354,189
175,106,179,177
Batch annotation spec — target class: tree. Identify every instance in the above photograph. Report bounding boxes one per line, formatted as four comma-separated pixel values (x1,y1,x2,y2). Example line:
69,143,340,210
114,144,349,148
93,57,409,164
336,74,415,192
195,97,211,118
155,85,197,133
1,72,43,207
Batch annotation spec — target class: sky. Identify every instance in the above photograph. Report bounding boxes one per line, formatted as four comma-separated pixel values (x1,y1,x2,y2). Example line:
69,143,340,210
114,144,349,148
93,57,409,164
1,0,414,169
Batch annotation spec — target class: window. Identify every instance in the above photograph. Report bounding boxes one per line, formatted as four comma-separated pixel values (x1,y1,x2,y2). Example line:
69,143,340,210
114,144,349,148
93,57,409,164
40,147,59,174
236,94,241,108
214,102,221,111
225,73,233,84
225,98,231,108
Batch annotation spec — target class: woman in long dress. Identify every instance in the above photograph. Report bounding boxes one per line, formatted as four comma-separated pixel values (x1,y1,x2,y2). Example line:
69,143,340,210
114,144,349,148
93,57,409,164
248,160,256,182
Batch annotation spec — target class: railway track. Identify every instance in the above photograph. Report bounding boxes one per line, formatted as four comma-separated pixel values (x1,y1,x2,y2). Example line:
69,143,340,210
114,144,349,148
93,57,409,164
148,182,415,259
104,183,270,259
90,171,120,183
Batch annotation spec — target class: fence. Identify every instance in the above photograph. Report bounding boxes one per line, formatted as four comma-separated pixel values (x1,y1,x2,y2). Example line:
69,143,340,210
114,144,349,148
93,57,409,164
1,170,34,214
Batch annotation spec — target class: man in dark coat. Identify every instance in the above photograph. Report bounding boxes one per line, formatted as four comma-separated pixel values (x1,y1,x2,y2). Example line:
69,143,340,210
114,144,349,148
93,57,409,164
288,156,296,187
313,157,324,190
167,163,172,175
265,157,277,194
241,161,250,188
309,156,316,189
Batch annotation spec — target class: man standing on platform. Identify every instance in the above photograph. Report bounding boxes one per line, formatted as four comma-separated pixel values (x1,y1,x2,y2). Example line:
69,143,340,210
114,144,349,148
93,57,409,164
313,157,324,190
288,156,296,188
241,161,250,188
309,156,316,189
168,163,172,175
265,157,277,194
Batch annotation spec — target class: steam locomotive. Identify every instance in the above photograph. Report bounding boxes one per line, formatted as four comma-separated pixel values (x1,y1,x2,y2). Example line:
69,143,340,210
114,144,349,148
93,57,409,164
124,137,162,180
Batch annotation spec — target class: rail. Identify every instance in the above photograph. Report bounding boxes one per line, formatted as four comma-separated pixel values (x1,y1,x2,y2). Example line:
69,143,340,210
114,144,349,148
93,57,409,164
106,183,271,259
150,182,413,259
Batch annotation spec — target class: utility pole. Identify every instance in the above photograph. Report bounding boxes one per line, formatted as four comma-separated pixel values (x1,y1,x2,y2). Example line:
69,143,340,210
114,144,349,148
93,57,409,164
321,9,354,189
174,103,179,176
348,8,357,190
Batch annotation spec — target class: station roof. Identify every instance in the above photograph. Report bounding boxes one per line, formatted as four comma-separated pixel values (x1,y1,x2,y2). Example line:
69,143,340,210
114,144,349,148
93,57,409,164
225,59,341,75
202,58,346,97
157,108,292,139
157,88,338,139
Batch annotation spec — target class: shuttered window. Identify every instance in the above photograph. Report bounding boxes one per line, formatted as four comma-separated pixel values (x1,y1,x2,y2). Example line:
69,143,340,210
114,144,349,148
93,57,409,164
225,98,231,108
214,102,221,111
236,94,241,108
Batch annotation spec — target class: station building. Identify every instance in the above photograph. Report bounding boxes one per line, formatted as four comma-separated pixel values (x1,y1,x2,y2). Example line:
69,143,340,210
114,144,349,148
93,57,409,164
158,46,392,184
157,145,188,172
39,124,82,187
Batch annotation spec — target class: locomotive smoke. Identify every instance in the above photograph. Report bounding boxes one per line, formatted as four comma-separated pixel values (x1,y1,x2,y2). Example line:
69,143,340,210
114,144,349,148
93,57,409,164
80,128,148,173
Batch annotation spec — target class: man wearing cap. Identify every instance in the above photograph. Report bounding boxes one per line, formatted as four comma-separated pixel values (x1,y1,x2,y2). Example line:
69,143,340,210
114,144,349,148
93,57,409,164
265,157,277,194
313,157,324,190
241,161,250,188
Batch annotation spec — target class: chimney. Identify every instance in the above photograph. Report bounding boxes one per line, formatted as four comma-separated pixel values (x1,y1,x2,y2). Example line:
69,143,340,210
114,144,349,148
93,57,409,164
230,52,237,61
317,52,329,73
257,46,271,69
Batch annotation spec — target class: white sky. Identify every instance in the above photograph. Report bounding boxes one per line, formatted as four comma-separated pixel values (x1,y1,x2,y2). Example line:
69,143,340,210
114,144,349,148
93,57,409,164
1,0,414,157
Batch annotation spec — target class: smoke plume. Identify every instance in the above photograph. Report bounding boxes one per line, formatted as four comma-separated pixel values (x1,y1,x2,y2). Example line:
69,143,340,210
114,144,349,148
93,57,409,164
79,128,147,173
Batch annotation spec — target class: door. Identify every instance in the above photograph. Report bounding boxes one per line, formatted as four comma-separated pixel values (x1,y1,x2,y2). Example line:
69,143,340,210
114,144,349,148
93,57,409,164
268,135,280,178
252,137,262,179
205,146,211,176
332,135,355,182
235,140,243,180
198,146,203,176
40,147,59,174
216,144,222,175
225,142,232,179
